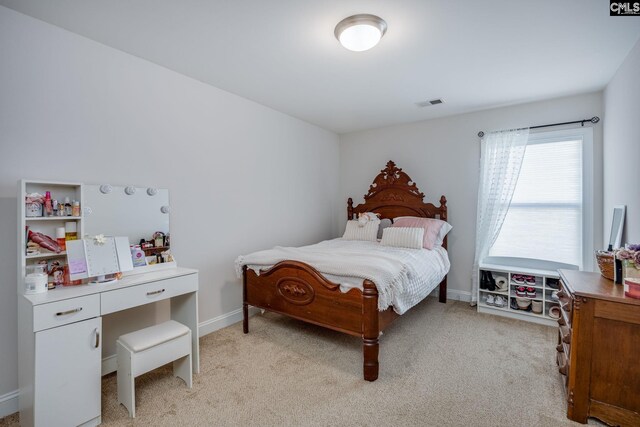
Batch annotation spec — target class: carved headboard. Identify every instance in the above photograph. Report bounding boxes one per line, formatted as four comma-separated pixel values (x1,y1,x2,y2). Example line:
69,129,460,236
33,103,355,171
347,161,448,248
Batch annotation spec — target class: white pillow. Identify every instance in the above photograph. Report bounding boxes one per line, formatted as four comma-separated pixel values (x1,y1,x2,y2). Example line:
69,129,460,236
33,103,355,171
436,222,453,246
343,220,379,241
380,227,425,249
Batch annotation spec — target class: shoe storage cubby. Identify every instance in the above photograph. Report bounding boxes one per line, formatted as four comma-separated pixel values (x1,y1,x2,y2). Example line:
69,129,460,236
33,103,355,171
478,261,565,327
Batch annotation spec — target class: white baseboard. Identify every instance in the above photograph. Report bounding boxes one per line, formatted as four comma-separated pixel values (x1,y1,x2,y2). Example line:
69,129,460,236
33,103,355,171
198,306,260,337
101,354,118,376
99,306,260,375
429,287,472,302
0,390,18,419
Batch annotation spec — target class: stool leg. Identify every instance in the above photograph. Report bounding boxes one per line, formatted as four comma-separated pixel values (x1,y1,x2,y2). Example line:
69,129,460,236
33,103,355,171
117,342,136,418
174,353,192,388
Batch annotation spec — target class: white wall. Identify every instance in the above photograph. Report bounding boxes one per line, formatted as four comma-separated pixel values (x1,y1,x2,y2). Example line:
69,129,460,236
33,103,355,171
0,6,339,400
339,92,604,300
604,39,640,245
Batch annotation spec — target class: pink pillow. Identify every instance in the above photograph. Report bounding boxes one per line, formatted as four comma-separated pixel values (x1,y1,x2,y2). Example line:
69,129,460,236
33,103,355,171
392,217,445,250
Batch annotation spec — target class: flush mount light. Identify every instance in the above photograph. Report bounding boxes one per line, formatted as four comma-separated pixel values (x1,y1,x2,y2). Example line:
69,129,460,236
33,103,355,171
334,14,387,52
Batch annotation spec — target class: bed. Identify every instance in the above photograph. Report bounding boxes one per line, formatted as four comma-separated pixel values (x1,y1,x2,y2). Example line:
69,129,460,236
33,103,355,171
238,161,449,381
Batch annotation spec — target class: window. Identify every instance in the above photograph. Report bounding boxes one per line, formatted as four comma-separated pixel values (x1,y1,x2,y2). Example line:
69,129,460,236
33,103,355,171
489,128,593,269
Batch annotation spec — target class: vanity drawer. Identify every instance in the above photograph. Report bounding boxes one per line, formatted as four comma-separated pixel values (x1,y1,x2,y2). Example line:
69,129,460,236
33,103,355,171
33,294,101,332
101,274,198,315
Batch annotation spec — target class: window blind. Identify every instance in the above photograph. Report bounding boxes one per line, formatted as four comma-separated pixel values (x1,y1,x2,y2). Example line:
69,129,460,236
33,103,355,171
489,138,583,267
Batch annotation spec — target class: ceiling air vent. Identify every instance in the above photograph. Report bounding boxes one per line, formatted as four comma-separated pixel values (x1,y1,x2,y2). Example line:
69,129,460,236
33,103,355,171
416,98,444,107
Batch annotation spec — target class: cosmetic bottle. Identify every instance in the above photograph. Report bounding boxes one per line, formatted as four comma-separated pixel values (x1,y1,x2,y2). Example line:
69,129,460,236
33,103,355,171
72,200,80,217
64,222,78,241
56,227,66,251
64,197,72,216
44,191,53,217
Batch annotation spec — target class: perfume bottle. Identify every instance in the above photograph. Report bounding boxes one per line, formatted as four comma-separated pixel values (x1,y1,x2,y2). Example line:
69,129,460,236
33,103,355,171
44,191,53,217
64,197,72,216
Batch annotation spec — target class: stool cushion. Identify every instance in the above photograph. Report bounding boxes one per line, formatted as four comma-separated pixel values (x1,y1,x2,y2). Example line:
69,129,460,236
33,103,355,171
118,320,190,353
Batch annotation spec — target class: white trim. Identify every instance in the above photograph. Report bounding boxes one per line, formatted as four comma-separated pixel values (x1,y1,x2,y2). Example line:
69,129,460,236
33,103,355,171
198,306,260,337
477,304,557,327
0,390,19,419
99,306,261,375
430,288,472,302
101,354,118,376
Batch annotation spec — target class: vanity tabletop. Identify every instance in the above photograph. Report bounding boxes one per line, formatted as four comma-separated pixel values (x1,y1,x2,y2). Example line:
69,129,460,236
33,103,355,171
21,266,198,306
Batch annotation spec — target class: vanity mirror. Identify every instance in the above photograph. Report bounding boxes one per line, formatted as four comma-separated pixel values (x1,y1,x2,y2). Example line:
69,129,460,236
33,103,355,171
83,184,171,271
607,205,626,251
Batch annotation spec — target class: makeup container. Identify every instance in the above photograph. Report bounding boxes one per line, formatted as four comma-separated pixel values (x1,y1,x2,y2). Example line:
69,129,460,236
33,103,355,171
25,264,48,294
25,202,42,217
65,221,78,241
44,191,53,217
72,201,80,217
64,197,72,216
56,227,66,251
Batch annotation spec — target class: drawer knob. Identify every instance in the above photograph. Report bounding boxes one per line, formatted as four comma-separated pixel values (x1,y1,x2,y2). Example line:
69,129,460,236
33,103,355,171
56,307,83,316
146,289,165,296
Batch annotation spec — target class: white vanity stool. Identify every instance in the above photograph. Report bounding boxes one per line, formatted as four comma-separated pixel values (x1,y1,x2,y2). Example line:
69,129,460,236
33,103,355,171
117,320,193,418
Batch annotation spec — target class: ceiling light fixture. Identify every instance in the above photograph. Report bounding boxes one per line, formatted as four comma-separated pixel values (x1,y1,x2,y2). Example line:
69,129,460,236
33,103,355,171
334,14,387,52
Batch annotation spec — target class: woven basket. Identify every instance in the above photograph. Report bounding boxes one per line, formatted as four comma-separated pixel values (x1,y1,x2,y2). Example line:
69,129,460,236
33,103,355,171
595,251,615,280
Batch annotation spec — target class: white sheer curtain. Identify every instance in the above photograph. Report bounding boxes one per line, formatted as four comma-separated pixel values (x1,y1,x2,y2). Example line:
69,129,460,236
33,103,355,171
471,128,529,304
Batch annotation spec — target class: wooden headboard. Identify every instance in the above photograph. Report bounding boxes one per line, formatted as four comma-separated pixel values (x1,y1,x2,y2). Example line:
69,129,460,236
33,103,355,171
347,161,448,248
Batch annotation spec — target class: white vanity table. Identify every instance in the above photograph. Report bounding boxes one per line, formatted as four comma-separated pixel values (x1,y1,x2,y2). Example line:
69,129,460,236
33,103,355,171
17,180,199,427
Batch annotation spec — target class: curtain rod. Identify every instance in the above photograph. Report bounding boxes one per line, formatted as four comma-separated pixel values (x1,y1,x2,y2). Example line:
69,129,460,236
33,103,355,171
477,116,600,138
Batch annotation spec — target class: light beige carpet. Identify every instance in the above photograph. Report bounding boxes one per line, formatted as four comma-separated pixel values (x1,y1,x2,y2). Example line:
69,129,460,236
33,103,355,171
1,300,594,426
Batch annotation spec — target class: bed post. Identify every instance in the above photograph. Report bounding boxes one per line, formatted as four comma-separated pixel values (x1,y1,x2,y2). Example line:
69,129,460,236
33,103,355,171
242,265,249,334
438,195,448,304
362,280,379,381
347,197,354,220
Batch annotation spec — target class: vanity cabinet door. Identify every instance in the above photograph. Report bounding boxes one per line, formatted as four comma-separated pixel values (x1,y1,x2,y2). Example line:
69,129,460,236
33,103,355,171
34,317,102,427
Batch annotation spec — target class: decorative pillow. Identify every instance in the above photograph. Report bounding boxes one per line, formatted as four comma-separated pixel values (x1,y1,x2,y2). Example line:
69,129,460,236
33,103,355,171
435,221,453,246
357,212,381,227
342,220,379,241
392,217,452,249
377,218,392,239
380,227,425,249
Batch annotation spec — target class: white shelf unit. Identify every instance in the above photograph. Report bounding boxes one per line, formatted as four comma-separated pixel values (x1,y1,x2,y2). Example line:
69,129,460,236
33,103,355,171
18,180,83,293
477,262,563,327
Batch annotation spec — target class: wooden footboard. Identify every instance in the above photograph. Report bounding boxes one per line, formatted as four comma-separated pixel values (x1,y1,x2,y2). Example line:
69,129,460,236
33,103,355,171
243,262,386,381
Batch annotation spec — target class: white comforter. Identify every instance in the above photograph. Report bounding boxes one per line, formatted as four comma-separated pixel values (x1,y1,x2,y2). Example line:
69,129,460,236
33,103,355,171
235,238,450,314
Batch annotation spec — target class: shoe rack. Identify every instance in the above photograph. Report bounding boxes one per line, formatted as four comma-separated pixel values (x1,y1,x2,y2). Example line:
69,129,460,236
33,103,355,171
477,261,564,327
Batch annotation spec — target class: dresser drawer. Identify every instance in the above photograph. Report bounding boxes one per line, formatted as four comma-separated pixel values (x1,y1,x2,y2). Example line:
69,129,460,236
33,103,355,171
33,294,101,332
101,274,198,315
557,348,569,377
558,280,573,325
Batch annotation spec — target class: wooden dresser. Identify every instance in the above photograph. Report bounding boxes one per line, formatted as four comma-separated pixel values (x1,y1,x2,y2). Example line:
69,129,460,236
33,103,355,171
557,269,640,426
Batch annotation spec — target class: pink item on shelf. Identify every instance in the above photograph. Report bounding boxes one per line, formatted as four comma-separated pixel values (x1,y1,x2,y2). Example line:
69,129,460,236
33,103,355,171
391,217,445,250
27,230,62,253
